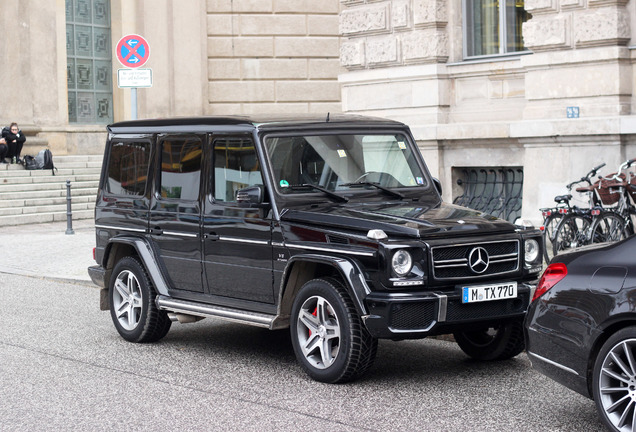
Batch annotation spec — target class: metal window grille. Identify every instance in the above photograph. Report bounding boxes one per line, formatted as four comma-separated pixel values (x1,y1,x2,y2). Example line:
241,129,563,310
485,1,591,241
66,0,113,124
452,167,523,223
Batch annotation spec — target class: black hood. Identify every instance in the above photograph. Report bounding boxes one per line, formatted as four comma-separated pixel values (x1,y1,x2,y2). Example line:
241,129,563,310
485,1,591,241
279,200,516,239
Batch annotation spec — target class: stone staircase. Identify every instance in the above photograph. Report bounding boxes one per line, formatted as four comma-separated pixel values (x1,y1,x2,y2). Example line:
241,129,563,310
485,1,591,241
0,155,102,226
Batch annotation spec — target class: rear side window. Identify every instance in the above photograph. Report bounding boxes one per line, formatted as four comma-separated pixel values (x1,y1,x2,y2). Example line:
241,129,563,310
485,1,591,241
106,141,151,196
160,136,203,201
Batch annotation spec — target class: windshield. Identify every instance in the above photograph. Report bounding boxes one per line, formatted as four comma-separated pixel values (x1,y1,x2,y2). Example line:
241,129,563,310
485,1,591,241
264,133,428,195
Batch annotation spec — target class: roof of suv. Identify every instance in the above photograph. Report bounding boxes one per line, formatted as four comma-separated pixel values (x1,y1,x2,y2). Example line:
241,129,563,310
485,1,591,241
107,114,407,133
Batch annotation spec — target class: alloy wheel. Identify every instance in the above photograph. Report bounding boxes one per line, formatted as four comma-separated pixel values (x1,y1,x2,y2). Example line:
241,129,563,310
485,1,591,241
296,295,341,370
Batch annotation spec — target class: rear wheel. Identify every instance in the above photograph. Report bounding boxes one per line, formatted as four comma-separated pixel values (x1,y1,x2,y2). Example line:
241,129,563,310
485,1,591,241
453,320,525,361
290,278,377,383
590,212,627,244
109,256,171,343
593,327,636,431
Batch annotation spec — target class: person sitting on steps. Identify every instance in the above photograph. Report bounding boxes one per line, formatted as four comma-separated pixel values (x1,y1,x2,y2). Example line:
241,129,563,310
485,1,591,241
0,137,7,164
2,122,26,164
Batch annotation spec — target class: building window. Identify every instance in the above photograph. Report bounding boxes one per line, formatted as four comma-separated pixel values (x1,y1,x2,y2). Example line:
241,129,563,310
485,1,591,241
464,0,530,59
66,0,113,123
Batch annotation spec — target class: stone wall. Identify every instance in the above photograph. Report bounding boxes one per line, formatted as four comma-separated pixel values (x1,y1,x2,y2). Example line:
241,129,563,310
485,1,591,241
206,0,343,114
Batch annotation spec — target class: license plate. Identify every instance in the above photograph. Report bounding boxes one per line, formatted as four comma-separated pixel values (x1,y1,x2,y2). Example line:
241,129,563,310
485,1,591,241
462,282,517,304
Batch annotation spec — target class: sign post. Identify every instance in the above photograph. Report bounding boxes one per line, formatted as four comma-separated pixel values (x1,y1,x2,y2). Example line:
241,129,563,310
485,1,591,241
115,34,151,120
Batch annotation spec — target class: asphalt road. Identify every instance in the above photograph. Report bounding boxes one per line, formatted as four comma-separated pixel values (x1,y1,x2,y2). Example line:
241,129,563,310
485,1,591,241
0,273,605,431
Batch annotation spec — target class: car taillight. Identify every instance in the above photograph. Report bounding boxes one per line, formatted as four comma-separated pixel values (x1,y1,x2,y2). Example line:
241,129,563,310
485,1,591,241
532,263,567,302
93,247,96,261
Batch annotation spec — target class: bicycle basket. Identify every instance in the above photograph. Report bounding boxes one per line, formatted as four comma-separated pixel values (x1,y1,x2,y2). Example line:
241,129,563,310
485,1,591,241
594,173,626,205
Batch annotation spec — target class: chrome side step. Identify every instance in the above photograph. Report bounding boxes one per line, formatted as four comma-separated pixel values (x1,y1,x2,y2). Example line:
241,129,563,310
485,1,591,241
156,295,279,329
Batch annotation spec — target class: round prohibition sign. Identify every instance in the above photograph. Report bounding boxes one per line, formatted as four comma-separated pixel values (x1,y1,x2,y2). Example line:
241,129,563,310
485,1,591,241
116,34,150,68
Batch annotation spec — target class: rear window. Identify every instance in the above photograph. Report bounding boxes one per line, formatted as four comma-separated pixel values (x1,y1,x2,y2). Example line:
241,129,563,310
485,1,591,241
106,141,151,196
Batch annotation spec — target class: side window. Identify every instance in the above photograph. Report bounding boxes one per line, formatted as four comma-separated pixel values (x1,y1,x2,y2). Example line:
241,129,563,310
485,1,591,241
213,137,263,203
106,140,151,196
159,136,202,201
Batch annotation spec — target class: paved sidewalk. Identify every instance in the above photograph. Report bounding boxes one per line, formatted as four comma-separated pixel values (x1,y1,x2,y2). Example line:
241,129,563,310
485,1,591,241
0,218,95,283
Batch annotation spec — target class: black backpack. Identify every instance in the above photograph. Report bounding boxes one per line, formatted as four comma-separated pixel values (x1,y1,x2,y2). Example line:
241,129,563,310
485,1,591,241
30,149,57,175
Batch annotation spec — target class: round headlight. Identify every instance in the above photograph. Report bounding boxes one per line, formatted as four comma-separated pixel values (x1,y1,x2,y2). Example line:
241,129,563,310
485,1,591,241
392,250,413,277
524,239,540,263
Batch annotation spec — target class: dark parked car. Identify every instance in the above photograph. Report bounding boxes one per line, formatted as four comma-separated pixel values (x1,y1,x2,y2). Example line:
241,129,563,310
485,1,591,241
88,114,543,383
525,236,636,431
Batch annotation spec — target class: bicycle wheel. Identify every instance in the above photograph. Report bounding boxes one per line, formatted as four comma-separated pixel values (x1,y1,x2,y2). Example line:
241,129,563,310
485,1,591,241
542,213,562,264
590,212,627,244
552,214,591,256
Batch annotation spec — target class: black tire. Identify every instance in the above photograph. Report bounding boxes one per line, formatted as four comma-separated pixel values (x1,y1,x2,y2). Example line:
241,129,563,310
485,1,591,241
590,212,627,244
290,277,378,383
592,326,636,432
109,256,171,343
552,214,591,256
542,213,562,264
453,320,525,361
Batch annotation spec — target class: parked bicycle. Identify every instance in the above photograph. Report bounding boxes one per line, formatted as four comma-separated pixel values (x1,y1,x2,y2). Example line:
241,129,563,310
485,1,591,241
540,163,605,263
551,158,636,258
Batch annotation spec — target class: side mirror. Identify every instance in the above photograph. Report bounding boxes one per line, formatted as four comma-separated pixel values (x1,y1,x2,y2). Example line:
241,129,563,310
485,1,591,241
236,185,266,208
432,178,442,196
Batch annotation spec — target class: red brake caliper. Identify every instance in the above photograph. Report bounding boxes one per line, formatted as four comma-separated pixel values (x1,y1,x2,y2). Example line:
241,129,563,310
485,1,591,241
308,306,317,337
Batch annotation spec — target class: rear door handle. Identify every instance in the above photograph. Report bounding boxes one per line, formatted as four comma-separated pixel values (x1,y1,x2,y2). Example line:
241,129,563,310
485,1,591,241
205,232,220,241
150,227,163,235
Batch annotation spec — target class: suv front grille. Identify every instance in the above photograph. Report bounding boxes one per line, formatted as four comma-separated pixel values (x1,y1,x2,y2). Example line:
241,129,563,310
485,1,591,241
431,240,519,280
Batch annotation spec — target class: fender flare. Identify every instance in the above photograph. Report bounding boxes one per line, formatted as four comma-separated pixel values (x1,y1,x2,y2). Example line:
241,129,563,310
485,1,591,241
104,236,171,296
279,253,372,317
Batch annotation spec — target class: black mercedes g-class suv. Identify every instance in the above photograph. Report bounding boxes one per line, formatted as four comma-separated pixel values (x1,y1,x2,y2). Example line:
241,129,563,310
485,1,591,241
88,114,542,383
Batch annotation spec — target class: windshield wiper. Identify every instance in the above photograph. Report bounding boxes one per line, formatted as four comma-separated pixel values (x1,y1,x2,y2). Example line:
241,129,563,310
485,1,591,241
289,184,349,203
340,181,404,199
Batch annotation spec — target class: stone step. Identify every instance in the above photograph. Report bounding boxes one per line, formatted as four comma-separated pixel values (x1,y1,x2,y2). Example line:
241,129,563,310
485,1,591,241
0,194,95,209
0,167,100,178
0,187,97,201
0,201,95,217
0,180,99,193
0,173,99,185
0,209,94,226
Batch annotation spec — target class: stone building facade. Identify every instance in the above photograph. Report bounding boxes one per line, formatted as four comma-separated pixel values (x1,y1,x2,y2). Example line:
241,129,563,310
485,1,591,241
2,0,636,223
0,0,342,154
338,0,636,223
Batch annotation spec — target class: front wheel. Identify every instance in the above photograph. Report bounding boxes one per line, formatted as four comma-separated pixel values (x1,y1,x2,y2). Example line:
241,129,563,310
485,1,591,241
593,326,636,431
552,214,591,256
453,320,525,361
290,278,377,383
109,256,171,343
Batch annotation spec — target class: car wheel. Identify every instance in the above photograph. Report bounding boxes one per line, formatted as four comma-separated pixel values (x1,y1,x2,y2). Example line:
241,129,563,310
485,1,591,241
453,320,525,361
593,326,636,432
109,256,171,343
290,277,377,383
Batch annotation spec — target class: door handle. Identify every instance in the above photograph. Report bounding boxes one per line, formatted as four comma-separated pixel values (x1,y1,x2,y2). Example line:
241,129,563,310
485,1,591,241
150,226,163,235
205,232,220,241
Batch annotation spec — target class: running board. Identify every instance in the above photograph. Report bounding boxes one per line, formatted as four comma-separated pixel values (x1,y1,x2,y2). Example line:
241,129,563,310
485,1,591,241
156,296,280,329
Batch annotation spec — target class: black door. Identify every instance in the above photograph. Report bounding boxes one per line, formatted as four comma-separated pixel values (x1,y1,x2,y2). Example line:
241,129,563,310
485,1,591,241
148,134,204,292
202,135,274,303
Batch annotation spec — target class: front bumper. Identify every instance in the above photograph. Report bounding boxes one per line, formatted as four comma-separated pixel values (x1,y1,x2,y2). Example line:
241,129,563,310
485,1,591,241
362,282,534,339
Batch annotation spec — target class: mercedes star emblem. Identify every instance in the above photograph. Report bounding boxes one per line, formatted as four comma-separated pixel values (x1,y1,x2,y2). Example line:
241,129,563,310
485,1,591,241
468,247,489,274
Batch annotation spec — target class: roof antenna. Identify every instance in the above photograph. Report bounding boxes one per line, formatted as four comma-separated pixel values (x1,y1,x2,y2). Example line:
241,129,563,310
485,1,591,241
326,112,330,122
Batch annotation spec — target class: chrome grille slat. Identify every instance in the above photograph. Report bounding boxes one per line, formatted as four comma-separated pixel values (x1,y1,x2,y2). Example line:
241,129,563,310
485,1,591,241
431,240,520,280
